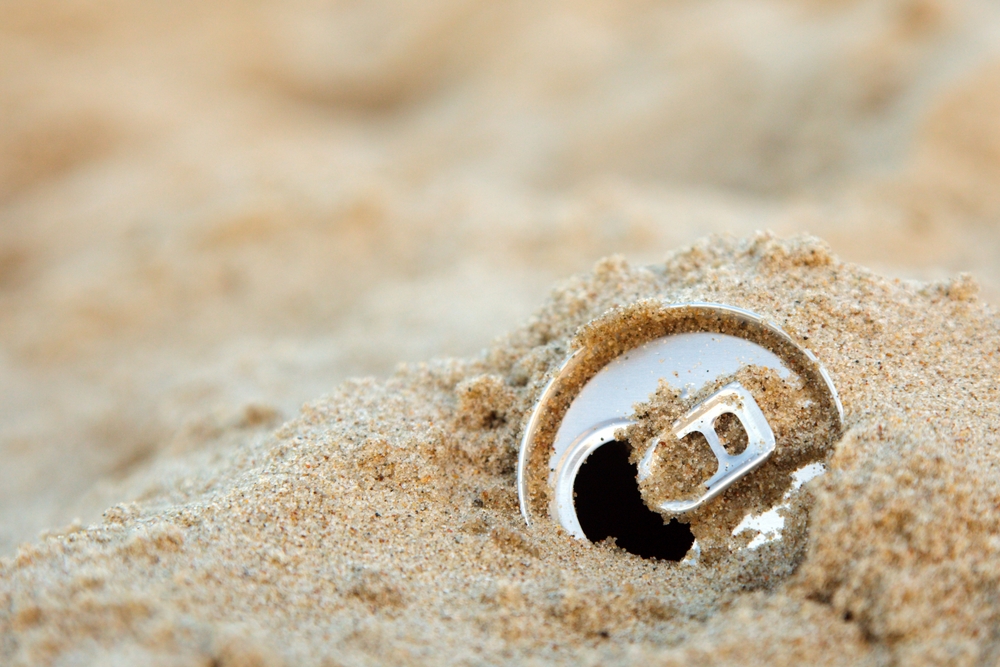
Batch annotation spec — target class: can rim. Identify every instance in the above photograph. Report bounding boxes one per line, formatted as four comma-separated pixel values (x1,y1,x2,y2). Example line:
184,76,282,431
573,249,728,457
516,301,845,529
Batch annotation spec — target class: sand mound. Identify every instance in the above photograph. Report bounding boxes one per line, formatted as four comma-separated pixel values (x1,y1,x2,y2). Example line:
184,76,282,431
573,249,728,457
4,235,999,666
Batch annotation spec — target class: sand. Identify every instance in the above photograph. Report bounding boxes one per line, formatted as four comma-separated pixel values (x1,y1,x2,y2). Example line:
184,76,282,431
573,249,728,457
4,0,1000,556
3,234,1000,666
4,0,1000,664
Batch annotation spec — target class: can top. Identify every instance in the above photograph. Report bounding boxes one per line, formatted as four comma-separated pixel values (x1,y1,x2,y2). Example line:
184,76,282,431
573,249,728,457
516,301,843,559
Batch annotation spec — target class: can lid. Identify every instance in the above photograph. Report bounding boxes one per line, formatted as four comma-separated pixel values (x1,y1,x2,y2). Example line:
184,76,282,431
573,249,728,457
516,302,844,560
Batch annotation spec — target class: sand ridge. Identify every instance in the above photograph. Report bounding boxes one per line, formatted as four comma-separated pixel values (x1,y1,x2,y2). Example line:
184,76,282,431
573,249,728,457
3,234,1000,666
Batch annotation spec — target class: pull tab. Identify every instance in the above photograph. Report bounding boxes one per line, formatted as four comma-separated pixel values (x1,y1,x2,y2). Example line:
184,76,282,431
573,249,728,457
638,382,775,515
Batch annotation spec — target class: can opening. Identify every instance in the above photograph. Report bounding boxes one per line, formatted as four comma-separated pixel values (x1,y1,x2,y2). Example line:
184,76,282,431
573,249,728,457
573,440,694,561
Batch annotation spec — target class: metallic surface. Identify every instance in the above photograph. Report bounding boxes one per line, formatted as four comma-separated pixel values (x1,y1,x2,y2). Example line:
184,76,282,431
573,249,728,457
638,382,776,515
517,302,844,540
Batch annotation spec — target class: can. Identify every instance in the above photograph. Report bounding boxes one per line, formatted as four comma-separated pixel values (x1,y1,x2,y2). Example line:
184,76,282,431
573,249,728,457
516,302,844,561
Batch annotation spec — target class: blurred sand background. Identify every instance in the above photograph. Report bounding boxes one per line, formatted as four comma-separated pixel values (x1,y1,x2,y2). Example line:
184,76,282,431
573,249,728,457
1,0,1000,555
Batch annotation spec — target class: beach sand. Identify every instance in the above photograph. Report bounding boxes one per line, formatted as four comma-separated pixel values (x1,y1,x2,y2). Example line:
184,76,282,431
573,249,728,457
3,1,1000,664
5,235,1000,666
